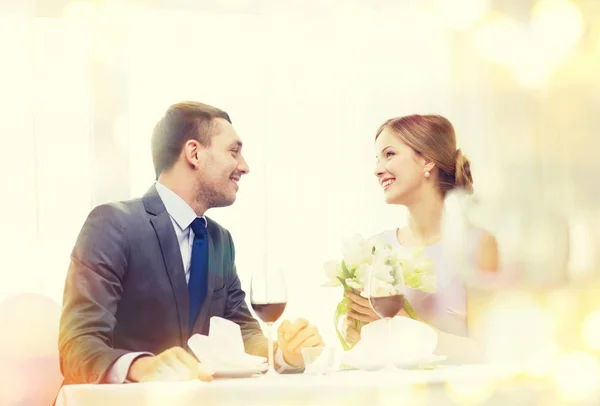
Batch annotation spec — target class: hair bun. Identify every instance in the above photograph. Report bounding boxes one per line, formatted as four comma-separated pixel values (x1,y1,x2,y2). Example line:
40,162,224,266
454,149,474,194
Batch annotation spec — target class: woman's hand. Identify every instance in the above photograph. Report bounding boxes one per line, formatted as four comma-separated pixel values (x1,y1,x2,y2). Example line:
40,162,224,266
346,291,411,323
346,291,380,323
345,322,361,347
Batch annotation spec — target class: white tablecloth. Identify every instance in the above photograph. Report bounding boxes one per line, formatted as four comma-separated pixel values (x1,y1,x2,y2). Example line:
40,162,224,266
55,366,600,406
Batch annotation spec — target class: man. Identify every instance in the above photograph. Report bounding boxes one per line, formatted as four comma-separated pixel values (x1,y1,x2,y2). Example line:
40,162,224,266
59,101,323,384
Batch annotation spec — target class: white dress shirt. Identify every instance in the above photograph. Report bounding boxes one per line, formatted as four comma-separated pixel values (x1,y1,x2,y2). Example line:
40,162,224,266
106,182,294,383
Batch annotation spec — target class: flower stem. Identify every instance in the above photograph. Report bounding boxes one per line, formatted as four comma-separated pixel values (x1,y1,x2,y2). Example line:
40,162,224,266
404,299,419,320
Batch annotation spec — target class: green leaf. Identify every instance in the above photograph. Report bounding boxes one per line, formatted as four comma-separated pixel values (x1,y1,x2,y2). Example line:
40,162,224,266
336,297,351,314
341,261,351,279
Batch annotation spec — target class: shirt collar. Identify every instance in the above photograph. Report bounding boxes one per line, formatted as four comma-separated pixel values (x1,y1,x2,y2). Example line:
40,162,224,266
155,182,205,230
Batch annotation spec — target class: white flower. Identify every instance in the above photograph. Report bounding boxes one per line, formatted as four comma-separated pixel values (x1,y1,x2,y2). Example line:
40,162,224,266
353,263,371,287
322,260,343,287
345,278,363,291
362,277,396,298
367,235,387,253
324,233,437,297
341,234,373,270
401,249,437,292
371,260,394,284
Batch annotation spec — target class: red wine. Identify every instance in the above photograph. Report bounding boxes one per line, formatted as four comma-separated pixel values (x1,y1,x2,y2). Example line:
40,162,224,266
251,302,287,323
370,294,405,318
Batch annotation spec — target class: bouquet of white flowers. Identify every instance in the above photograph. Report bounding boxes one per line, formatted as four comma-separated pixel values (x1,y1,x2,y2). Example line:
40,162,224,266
323,234,437,350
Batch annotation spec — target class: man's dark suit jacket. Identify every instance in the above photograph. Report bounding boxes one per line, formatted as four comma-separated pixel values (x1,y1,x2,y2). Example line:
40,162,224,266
58,185,266,384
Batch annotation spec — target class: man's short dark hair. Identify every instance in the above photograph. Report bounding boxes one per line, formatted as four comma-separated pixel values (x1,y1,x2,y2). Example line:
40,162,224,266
151,101,231,178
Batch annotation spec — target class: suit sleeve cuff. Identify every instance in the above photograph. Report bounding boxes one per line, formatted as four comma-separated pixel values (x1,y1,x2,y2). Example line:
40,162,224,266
106,352,153,383
274,348,303,374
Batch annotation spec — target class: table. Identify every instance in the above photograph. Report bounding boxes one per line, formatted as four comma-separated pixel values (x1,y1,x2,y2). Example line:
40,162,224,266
55,366,600,406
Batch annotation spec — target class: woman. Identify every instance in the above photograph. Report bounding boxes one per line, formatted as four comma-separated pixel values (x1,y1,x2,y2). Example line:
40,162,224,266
345,114,497,362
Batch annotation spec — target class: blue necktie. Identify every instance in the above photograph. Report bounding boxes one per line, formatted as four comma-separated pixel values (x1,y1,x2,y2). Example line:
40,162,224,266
188,217,208,331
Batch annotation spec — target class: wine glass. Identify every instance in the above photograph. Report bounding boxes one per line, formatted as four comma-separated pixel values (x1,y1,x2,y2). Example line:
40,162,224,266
367,265,405,371
250,267,287,376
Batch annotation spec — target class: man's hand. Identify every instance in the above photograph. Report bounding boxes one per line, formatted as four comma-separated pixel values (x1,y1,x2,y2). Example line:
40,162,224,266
277,318,324,367
127,346,214,382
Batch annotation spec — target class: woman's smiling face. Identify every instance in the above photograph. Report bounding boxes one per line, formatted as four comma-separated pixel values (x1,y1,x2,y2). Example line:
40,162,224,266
374,127,429,205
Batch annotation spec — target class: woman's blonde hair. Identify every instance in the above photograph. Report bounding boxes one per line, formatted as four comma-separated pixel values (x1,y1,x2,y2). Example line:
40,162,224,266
375,114,473,195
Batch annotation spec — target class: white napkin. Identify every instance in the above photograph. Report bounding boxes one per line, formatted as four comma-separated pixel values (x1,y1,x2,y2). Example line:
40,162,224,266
188,317,267,371
342,317,439,369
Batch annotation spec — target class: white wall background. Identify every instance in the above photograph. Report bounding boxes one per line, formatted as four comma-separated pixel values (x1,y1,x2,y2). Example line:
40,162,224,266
124,8,460,344
1,1,597,346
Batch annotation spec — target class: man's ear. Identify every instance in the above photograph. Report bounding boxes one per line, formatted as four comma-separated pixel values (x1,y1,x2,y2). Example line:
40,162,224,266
182,139,201,169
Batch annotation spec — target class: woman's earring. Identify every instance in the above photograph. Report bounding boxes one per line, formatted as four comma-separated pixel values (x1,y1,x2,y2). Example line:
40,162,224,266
425,171,430,178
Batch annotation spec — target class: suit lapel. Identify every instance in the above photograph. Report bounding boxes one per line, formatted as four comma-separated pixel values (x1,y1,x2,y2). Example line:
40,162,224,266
144,185,189,344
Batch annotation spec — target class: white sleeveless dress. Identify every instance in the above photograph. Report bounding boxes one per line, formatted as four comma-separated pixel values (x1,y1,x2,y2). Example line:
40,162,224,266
378,229,469,337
